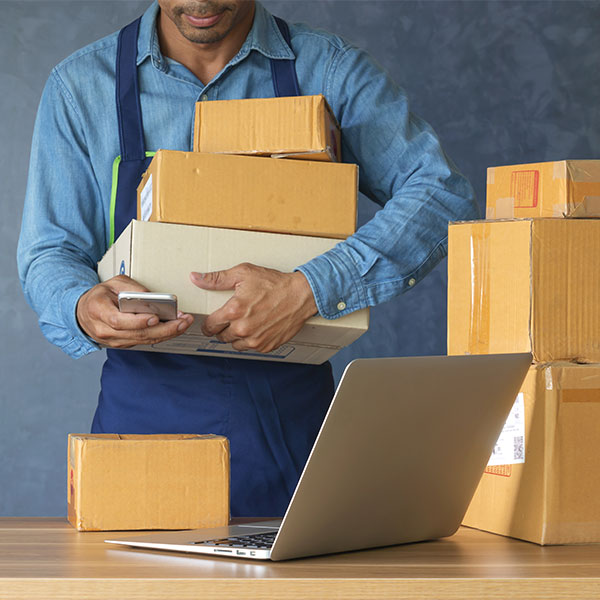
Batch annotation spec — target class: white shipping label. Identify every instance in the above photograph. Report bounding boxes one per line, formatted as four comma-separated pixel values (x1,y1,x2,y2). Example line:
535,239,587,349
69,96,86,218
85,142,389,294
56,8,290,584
140,174,153,221
487,392,525,466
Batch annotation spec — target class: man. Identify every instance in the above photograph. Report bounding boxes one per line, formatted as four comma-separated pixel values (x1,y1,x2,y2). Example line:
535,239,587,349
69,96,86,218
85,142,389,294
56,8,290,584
17,0,478,516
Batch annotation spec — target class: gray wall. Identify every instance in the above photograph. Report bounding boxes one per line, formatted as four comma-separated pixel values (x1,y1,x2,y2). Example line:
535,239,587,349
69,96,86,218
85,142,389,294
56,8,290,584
2,0,599,516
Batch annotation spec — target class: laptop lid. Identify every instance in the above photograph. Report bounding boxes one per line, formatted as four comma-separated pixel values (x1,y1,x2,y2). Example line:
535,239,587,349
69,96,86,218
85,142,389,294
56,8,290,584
269,353,531,560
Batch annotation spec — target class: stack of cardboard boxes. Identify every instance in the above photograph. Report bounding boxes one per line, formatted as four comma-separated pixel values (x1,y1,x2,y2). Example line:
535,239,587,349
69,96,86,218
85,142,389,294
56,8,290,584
98,95,369,364
447,160,600,544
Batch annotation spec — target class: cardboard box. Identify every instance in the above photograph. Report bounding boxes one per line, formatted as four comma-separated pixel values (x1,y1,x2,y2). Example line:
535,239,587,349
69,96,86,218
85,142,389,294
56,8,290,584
67,433,230,531
447,218,600,362
98,220,369,364
193,95,341,161
486,160,600,218
137,150,357,240
463,363,600,545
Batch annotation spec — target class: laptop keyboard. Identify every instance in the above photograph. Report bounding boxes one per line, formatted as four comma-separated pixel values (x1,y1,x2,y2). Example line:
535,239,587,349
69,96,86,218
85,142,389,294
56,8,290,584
191,531,277,550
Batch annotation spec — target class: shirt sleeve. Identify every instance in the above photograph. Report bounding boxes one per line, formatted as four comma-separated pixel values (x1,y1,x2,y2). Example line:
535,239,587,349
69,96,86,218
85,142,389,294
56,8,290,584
296,44,480,319
17,69,105,358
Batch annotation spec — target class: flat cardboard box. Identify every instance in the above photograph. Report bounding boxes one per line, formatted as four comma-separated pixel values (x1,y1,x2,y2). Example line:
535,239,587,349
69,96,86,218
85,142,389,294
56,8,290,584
137,150,357,240
67,434,230,531
97,220,369,364
447,218,600,362
463,363,600,545
486,160,600,218
193,94,341,161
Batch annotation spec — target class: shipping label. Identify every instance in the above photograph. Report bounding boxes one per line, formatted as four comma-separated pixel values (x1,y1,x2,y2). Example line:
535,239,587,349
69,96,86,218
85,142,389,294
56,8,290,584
487,392,525,466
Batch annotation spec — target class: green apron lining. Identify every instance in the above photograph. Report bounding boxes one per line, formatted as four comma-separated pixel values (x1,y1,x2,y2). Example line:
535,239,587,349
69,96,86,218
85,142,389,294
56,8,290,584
109,151,156,247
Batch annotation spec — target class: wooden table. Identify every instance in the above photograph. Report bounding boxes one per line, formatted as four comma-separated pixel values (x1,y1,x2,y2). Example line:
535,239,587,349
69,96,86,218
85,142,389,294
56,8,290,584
1,518,599,599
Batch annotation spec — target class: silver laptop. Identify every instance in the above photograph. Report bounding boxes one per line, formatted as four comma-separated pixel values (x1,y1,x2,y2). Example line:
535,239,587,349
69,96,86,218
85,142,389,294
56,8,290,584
105,353,531,561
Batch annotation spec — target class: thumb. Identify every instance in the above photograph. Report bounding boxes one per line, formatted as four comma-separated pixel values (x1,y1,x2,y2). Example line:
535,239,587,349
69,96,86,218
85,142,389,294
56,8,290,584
190,268,242,291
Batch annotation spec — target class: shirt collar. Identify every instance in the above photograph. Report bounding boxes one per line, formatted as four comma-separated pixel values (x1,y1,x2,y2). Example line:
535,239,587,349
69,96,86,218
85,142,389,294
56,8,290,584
136,1,294,68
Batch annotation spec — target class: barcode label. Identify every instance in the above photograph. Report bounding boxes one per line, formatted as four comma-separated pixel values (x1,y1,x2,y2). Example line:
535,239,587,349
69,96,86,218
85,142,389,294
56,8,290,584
513,435,524,461
487,393,526,466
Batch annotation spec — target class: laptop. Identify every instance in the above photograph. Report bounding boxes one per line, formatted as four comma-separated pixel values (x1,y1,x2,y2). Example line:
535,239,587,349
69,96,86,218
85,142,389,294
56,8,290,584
105,353,531,561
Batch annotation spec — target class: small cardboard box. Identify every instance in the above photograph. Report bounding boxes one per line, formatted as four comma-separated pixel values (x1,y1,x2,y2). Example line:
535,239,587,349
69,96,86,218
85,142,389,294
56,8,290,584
137,150,357,240
98,220,369,364
447,218,600,363
463,363,600,545
193,94,341,162
486,160,600,218
67,433,230,531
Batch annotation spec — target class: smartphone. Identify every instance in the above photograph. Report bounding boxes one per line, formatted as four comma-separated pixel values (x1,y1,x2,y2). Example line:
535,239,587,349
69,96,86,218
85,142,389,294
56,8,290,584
118,292,178,321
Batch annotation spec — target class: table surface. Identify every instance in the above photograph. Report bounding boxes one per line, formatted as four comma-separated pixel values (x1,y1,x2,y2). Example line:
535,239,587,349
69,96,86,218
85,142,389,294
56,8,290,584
1,518,599,599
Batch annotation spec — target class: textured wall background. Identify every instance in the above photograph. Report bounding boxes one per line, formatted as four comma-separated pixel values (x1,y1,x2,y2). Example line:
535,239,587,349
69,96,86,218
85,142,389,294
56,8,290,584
1,0,599,516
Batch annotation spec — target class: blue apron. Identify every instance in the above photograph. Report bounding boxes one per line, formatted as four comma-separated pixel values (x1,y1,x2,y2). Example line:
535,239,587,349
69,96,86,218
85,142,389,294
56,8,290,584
91,16,334,518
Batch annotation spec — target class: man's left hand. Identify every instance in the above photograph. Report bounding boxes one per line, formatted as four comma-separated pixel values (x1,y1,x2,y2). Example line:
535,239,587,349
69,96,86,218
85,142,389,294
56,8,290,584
190,263,317,353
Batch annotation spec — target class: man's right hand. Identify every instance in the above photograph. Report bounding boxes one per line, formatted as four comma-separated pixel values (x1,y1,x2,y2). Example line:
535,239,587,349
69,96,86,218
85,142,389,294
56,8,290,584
76,275,193,348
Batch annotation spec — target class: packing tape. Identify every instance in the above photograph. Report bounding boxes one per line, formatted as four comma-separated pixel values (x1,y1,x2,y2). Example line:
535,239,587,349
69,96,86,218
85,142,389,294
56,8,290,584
562,389,600,403
495,197,515,218
582,196,600,213
553,160,567,180
545,363,600,400
570,185,600,216
566,160,600,182
468,224,491,354
545,366,554,391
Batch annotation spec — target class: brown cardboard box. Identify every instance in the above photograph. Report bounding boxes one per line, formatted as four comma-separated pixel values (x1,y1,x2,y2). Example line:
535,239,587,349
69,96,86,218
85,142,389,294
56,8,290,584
486,160,600,218
97,220,369,364
193,95,341,161
447,218,600,362
67,434,230,531
137,150,357,239
463,363,600,545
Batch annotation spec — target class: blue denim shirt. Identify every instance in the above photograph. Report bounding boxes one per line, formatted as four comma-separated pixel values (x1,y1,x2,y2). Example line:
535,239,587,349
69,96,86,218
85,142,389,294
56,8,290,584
17,1,478,359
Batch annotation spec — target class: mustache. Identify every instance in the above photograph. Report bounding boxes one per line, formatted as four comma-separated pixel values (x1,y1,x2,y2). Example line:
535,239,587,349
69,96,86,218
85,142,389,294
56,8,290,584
173,2,234,17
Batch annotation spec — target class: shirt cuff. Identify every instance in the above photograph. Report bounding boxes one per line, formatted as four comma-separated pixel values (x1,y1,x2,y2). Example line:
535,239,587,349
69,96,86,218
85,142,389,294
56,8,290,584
296,247,369,319
61,285,101,357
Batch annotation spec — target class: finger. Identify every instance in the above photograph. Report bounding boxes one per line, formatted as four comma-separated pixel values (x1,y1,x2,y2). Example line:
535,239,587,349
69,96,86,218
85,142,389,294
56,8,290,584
202,296,246,336
214,325,239,344
190,266,244,291
107,317,193,347
90,291,159,330
105,308,162,331
201,311,230,337
110,310,194,333
231,338,253,352
106,275,150,294
131,317,191,342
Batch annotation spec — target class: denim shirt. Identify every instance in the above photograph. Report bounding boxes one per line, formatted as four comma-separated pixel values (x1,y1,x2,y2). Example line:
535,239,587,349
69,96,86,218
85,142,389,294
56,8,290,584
17,1,478,359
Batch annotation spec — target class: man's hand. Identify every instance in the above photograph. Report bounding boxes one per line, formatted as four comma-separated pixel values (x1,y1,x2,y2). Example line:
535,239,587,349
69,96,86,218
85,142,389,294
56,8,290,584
76,275,193,348
190,263,317,353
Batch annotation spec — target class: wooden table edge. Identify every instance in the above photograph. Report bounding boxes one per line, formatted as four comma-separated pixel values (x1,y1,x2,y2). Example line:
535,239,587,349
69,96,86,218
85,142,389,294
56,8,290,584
2,577,600,600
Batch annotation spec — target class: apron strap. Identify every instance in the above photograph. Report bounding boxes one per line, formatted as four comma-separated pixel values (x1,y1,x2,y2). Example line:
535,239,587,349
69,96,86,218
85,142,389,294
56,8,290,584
116,17,146,161
271,17,301,97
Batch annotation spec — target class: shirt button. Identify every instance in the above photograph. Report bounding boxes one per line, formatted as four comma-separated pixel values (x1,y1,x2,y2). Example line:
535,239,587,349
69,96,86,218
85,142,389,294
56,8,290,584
408,277,416,287
200,94,209,101
336,301,347,312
